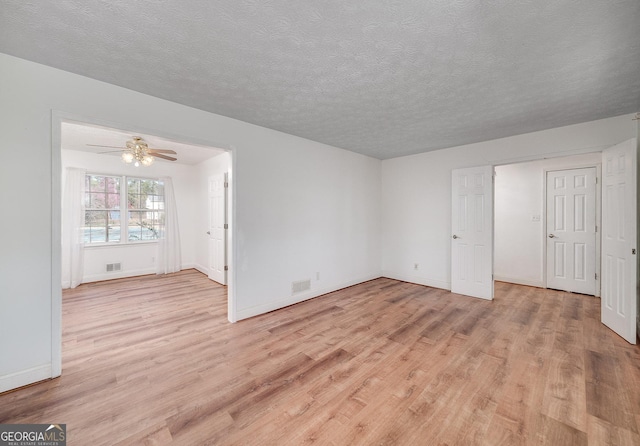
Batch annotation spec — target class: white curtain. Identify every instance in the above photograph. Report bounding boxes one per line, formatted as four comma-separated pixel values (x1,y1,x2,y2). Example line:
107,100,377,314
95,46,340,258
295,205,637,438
157,176,182,274
61,167,86,288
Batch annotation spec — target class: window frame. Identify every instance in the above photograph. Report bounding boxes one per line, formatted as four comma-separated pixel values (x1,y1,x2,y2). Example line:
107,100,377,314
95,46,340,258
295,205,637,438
83,173,165,247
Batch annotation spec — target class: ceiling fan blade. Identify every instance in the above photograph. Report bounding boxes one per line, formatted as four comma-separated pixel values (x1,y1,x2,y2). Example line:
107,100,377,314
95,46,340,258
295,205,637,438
151,153,177,161
87,144,125,149
98,150,124,154
147,148,177,154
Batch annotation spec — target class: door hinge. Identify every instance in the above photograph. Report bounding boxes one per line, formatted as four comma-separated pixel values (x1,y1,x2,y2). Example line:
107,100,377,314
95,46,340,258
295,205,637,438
224,265,229,271
595,273,598,280
595,177,598,184
224,223,228,229
595,225,598,232
224,182,229,188
633,248,637,255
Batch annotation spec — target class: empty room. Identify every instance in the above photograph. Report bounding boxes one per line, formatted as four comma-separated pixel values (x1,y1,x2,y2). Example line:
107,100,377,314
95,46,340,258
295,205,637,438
1,1,639,445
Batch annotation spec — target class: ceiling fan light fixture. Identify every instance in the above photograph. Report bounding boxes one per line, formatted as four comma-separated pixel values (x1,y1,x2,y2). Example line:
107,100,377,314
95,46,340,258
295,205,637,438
94,136,177,167
122,151,135,163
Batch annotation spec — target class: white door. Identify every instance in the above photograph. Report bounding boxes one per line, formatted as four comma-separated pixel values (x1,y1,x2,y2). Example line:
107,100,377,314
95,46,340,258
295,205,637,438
451,166,494,300
601,139,637,344
545,168,597,295
208,173,227,285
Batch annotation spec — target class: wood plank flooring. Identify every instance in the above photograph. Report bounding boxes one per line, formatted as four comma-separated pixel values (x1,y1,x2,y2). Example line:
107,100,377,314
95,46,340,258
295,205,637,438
1,270,639,445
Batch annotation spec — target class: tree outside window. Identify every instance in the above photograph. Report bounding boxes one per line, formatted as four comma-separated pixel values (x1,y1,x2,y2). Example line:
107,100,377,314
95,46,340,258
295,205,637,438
127,178,165,241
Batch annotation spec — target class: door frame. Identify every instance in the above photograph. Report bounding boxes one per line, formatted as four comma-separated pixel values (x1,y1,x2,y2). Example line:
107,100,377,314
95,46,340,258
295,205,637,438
542,164,602,296
52,110,238,378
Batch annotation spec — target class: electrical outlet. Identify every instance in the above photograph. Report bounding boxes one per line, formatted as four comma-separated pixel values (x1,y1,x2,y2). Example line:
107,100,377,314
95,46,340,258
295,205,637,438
532,214,541,222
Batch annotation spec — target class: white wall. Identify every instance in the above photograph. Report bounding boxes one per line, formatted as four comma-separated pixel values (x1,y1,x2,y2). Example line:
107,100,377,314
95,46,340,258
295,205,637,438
234,139,381,319
194,152,231,274
494,153,601,288
381,114,637,290
0,53,381,392
61,149,200,282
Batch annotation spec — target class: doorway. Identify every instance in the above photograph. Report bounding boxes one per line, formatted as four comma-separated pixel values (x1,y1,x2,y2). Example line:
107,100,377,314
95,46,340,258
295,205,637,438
494,153,602,295
53,113,236,377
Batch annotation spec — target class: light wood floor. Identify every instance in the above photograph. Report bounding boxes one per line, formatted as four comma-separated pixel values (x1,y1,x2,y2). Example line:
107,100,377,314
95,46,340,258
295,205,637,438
1,270,639,445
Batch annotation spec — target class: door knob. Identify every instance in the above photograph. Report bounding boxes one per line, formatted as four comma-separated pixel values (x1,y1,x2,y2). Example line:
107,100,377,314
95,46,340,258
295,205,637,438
452,235,460,239
207,231,211,235
548,234,556,238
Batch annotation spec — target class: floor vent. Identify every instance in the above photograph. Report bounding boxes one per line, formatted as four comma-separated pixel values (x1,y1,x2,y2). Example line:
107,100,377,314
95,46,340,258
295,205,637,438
292,279,311,294
106,263,122,272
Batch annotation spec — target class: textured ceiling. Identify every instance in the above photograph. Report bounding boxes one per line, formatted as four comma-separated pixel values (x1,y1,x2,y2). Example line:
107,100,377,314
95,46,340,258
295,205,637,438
1,1,639,159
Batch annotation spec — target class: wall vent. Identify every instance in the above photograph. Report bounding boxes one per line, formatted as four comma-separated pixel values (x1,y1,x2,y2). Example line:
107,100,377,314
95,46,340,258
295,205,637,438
291,279,311,295
106,263,122,272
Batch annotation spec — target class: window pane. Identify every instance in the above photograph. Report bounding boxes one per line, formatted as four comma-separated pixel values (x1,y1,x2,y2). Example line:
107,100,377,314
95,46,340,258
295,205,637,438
95,176,105,192
84,210,107,243
140,179,155,196
127,194,139,209
106,176,120,194
128,210,161,241
107,210,121,242
88,192,104,209
84,175,121,244
128,210,143,241
106,193,120,209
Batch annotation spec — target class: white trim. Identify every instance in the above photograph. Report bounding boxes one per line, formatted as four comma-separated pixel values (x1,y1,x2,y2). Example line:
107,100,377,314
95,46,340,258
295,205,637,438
0,364,52,394
493,275,544,288
46,111,237,392
236,273,381,321
81,264,200,284
227,147,237,322
51,111,63,378
491,146,615,167
193,263,209,276
81,268,157,283
382,271,450,291
84,240,158,249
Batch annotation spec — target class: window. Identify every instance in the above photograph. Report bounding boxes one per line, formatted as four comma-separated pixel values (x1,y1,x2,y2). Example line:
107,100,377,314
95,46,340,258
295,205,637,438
83,174,164,245
127,178,164,242
84,175,121,243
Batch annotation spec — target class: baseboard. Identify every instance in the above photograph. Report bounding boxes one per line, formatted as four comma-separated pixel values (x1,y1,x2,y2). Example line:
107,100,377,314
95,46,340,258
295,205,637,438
381,270,450,291
82,267,157,284
493,275,544,288
192,263,209,276
0,364,51,394
236,272,382,321
81,264,203,283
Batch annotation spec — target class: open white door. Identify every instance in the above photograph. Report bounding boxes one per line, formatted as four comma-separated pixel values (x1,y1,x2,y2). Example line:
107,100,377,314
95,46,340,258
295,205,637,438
451,166,494,300
601,139,637,344
208,173,227,285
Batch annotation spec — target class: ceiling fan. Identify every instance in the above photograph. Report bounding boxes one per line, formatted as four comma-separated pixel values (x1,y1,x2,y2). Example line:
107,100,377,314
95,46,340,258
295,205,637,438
87,136,177,167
